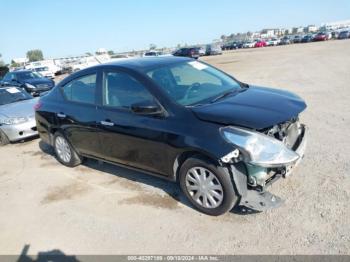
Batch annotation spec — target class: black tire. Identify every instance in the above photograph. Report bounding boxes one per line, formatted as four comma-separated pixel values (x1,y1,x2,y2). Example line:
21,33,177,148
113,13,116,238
53,132,82,167
179,155,238,216
0,129,10,146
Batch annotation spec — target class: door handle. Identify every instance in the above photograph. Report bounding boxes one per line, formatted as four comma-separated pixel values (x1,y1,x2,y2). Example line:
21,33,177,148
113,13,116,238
100,120,114,126
57,113,66,118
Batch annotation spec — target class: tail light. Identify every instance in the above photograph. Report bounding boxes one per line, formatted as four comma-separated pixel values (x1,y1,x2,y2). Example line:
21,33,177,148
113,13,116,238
34,101,42,110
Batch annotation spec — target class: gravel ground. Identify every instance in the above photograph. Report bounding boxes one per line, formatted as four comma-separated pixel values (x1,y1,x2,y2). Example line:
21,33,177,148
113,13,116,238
0,40,349,255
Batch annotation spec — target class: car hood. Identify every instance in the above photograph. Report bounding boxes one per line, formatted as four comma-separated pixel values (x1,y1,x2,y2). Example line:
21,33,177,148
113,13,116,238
25,78,53,86
0,98,38,118
192,86,307,129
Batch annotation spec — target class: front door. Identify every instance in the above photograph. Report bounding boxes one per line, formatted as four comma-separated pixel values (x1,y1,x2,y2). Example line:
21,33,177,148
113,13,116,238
96,70,172,176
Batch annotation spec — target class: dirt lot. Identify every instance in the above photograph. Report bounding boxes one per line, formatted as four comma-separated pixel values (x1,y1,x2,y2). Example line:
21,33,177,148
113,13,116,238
1,40,349,255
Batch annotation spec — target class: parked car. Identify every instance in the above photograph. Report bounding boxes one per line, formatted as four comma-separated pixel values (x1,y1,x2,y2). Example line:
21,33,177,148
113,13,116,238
0,70,55,96
32,66,55,79
143,51,164,57
198,47,206,56
243,41,256,48
222,42,239,50
338,30,350,39
205,44,222,55
173,48,200,59
35,57,307,216
331,31,339,39
254,40,267,48
292,35,302,43
0,86,38,145
313,32,329,41
301,35,313,43
279,36,291,45
267,38,280,46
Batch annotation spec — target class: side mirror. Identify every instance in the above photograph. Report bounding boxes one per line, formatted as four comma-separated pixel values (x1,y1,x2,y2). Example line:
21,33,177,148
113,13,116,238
131,101,163,116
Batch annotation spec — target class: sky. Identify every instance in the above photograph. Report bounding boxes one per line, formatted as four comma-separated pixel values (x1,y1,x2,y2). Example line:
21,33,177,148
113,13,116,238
1,0,349,63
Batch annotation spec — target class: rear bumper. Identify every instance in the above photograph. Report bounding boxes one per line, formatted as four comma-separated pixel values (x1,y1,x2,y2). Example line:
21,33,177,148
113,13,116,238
0,118,38,142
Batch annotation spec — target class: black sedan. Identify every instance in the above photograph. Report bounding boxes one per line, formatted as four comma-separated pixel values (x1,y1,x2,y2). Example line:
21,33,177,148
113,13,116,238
35,57,307,216
0,70,55,96
173,48,200,59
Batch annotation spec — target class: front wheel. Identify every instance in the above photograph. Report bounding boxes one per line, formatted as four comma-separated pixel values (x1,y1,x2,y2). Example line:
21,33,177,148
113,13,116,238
53,132,82,167
179,156,237,216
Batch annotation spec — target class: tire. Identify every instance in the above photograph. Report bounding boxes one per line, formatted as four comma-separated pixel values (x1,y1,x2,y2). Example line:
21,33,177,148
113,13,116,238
179,155,238,216
53,132,82,167
0,129,10,146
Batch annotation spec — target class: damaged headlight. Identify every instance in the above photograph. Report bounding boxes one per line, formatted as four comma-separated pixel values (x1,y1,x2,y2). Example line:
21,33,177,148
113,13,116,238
220,126,299,167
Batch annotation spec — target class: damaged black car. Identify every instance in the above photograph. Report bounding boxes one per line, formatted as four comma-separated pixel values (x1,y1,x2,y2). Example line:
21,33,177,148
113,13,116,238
35,57,307,216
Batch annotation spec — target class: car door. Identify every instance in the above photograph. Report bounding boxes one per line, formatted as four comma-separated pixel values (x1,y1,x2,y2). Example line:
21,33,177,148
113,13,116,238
96,69,172,176
58,71,102,157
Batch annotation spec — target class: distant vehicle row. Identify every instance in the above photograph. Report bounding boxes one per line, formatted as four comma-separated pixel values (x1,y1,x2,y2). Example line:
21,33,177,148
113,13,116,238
221,30,350,50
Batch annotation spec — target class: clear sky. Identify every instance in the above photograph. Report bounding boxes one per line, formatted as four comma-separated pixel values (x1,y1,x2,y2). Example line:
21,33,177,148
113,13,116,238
1,0,349,63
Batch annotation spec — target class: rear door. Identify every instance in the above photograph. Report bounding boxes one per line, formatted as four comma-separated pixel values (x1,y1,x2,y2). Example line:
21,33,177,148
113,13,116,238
96,69,171,176
57,71,102,157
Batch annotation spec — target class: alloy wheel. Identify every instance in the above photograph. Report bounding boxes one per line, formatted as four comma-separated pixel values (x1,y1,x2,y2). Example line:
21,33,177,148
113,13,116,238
55,136,72,163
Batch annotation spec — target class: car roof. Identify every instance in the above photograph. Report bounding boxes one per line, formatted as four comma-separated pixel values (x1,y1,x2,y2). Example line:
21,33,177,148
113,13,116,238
100,56,193,71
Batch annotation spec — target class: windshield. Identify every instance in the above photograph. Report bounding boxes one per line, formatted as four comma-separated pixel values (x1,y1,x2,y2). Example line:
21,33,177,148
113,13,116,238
146,61,241,106
0,87,32,105
17,71,42,81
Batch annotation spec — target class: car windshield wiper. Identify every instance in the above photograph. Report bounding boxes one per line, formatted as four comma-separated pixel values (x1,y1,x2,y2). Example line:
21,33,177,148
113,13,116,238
210,89,238,103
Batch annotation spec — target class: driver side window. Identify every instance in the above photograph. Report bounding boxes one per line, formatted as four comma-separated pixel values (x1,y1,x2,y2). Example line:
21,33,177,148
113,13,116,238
102,71,155,109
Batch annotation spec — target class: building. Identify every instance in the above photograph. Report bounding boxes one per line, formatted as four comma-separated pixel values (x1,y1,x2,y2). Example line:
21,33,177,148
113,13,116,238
292,27,304,34
12,57,28,66
320,20,350,30
261,29,275,38
304,25,318,33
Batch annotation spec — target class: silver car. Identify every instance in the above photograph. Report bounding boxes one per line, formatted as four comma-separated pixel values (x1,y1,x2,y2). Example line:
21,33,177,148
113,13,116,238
0,86,38,145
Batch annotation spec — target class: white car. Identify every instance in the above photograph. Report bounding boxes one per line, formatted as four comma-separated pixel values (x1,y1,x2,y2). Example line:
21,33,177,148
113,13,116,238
32,66,54,79
267,38,280,46
243,41,256,48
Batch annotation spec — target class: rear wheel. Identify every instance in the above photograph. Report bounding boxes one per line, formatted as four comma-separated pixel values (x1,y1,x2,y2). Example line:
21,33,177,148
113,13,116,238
53,132,82,167
179,156,237,216
0,129,10,146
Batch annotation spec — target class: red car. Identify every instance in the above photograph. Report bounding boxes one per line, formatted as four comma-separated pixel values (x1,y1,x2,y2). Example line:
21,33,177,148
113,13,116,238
313,32,328,41
254,40,267,48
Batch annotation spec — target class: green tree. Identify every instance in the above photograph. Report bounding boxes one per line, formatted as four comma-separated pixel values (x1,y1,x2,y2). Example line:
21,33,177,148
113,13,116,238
107,50,114,55
26,49,44,62
11,60,20,68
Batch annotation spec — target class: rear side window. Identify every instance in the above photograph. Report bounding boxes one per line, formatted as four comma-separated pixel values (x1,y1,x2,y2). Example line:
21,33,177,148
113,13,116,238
62,74,96,104
3,73,14,82
102,71,154,109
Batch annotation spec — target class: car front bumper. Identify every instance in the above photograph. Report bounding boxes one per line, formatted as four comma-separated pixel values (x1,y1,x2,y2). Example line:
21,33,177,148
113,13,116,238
229,125,307,211
0,118,38,142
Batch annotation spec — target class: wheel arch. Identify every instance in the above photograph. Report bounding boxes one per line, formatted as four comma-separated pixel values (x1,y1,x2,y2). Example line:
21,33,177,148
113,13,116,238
172,150,221,182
